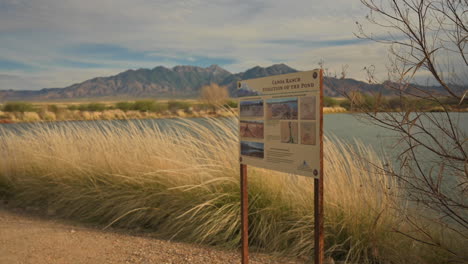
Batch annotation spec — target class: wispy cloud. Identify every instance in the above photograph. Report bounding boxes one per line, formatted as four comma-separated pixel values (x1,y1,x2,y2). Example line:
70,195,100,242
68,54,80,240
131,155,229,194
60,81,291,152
0,0,392,90
0,58,36,71
63,43,236,67
264,38,372,48
54,59,109,69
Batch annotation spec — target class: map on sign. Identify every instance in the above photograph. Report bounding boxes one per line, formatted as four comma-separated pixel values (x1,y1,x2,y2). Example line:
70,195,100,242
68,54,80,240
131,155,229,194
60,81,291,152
237,70,321,178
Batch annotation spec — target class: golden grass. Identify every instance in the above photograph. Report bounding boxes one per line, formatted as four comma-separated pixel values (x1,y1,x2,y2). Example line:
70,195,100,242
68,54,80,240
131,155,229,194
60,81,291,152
0,108,236,123
0,118,463,263
323,107,347,113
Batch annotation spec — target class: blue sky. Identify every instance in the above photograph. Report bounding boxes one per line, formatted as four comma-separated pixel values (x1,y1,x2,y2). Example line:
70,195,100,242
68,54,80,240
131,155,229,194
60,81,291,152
0,0,389,90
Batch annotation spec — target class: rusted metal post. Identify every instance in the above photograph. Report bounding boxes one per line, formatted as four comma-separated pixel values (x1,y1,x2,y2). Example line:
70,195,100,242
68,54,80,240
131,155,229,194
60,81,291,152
240,164,249,264
314,69,324,264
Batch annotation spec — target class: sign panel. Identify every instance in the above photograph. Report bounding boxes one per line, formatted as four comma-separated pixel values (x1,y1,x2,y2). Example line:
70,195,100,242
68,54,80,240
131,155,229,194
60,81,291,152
238,70,322,178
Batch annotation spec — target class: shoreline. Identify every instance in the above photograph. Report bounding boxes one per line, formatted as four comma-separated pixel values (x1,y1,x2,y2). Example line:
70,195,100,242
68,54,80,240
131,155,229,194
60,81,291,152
0,107,350,124
1,107,467,124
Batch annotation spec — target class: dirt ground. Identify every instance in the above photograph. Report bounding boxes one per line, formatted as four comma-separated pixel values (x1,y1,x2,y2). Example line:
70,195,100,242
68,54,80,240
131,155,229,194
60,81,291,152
0,203,307,264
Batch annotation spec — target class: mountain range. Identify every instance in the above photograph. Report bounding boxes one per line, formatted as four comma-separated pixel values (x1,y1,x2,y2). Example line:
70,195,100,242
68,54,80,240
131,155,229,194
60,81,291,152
0,64,451,101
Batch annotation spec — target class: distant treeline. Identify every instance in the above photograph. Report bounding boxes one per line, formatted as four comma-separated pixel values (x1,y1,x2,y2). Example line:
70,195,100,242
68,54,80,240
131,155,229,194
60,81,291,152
0,100,239,114
324,95,467,112
1,95,466,115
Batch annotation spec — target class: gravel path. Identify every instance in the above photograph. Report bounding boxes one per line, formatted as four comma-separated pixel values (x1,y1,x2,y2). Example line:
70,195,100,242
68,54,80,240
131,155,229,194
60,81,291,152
0,205,307,264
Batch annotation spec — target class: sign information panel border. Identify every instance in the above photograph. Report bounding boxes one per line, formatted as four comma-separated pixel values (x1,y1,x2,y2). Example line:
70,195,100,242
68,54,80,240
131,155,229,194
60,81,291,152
238,70,322,178
237,69,324,264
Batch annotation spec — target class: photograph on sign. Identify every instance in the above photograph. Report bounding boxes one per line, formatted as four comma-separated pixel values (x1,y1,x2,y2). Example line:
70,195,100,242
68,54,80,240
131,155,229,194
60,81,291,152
280,121,298,144
266,98,298,120
240,100,263,118
301,122,316,145
237,70,321,178
240,120,264,139
300,96,316,120
238,82,261,97
240,141,264,159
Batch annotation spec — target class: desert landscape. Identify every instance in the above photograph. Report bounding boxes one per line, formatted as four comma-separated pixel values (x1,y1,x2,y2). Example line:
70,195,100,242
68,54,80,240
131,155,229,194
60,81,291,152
0,0,466,263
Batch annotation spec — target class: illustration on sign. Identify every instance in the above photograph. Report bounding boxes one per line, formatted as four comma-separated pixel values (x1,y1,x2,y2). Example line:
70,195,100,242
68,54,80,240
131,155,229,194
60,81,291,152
300,96,316,120
280,121,298,144
240,120,264,139
266,98,298,120
237,70,321,178
240,141,264,158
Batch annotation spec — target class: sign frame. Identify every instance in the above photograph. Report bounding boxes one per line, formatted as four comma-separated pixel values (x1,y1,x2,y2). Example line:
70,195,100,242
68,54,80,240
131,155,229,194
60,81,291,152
238,69,324,264
238,70,322,178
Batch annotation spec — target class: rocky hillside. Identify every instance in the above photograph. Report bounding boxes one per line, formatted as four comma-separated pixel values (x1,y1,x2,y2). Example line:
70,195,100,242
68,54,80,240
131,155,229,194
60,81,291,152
0,64,454,101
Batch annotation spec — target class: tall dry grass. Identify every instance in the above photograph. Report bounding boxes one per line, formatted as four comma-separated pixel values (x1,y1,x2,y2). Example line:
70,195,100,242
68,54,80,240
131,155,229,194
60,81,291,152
323,107,347,113
0,108,236,123
0,118,462,263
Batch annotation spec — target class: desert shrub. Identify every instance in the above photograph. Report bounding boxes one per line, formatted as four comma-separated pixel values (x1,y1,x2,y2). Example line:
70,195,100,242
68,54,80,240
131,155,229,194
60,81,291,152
77,105,88,111
73,103,107,112
86,103,107,112
105,109,127,119
40,111,56,121
2,102,36,113
324,97,339,107
21,112,41,122
80,111,103,120
196,103,213,111
386,97,441,111
387,97,403,110
132,100,167,112
200,83,229,106
339,99,351,110
101,110,116,120
168,100,191,112
174,109,187,117
64,110,82,120
224,100,238,108
124,110,142,119
80,111,92,120
47,104,60,113
67,105,79,111
348,93,390,111
115,102,133,111
362,93,377,108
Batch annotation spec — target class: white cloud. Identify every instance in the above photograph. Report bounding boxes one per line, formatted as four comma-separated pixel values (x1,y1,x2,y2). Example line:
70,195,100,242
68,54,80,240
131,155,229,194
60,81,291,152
0,0,396,90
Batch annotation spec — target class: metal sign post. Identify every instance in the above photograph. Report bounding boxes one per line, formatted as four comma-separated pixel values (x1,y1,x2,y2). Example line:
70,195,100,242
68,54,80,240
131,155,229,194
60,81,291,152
314,69,324,264
240,163,249,264
238,70,324,264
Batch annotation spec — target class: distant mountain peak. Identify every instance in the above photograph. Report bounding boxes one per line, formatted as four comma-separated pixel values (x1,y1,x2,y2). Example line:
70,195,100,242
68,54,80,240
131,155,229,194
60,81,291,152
1,63,444,101
153,66,168,70
267,63,294,70
172,65,200,72
206,64,231,75
240,64,298,80
168,65,231,76
207,64,221,69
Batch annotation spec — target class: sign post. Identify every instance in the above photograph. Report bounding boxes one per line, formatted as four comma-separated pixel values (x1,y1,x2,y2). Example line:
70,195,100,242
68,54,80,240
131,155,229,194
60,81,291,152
240,163,249,264
238,69,324,264
314,69,324,264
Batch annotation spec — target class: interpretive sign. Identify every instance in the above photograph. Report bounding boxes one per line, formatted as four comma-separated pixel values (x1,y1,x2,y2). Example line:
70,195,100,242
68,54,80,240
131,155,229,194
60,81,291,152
237,70,322,178
237,69,324,264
